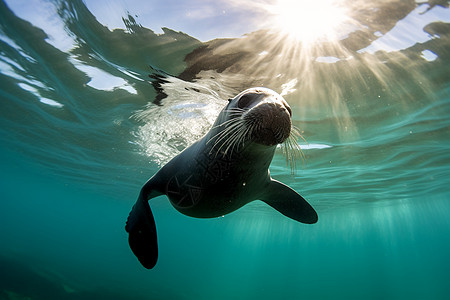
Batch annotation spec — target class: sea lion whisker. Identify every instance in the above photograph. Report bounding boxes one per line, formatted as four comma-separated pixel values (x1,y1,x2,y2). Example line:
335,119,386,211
289,126,307,162
219,115,256,156
220,126,241,154
229,119,252,151
211,120,246,156
291,126,307,144
223,108,246,119
242,122,256,147
224,132,241,155
207,117,243,145
240,121,253,146
286,147,296,174
236,121,254,150
281,127,307,174
209,115,241,132
216,119,244,143
222,134,241,156
223,122,249,155
224,108,246,114
210,129,236,156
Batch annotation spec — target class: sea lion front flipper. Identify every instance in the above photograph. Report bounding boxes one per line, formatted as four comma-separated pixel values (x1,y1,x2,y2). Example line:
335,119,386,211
125,181,163,269
260,179,318,224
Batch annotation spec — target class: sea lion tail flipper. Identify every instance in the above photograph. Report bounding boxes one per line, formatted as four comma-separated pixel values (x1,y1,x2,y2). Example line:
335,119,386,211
261,179,318,224
125,189,161,269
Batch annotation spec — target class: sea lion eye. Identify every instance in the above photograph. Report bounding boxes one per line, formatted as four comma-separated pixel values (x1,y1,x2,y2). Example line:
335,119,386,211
238,94,253,109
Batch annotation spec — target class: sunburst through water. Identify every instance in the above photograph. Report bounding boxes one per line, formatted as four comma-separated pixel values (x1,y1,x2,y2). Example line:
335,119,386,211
269,0,352,43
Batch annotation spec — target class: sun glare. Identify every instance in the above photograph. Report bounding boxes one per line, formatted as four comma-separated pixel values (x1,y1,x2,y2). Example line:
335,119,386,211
271,0,349,43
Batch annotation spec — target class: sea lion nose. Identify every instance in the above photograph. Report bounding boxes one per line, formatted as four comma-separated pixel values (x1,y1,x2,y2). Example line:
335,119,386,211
243,101,292,146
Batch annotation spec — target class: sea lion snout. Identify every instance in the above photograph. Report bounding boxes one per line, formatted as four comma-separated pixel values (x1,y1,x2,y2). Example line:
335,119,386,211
245,101,292,146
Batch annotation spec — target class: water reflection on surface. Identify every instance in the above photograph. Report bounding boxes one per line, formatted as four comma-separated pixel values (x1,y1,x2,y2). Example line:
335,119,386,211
1,0,449,200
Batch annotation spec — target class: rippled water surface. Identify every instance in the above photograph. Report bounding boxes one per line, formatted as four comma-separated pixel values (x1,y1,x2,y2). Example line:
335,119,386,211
1,0,450,299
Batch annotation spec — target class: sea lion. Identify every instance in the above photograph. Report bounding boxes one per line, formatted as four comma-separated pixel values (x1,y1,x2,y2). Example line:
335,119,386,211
126,87,318,269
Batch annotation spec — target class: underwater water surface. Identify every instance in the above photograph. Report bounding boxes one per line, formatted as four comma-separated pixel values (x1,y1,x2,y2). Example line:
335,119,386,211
1,0,450,299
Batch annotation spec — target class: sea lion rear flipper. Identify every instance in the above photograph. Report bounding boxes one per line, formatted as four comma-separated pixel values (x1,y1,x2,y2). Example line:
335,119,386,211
261,179,318,224
125,184,162,269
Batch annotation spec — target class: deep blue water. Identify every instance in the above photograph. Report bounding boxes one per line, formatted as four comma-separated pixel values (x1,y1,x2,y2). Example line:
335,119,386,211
1,0,450,299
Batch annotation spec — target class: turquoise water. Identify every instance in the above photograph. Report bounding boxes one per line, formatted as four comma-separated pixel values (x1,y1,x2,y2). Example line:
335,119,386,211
1,0,450,299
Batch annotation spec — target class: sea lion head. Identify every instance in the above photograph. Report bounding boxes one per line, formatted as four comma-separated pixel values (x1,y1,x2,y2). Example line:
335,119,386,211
236,87,292,146
210,88,294,151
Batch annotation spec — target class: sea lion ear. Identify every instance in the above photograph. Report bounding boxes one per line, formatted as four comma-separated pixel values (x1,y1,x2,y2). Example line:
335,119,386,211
260,180,318,224
228,98,233,102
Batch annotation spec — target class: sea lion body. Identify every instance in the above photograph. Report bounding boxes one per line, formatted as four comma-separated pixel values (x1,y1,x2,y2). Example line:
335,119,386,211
158,139,273,218
126,87,318,269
